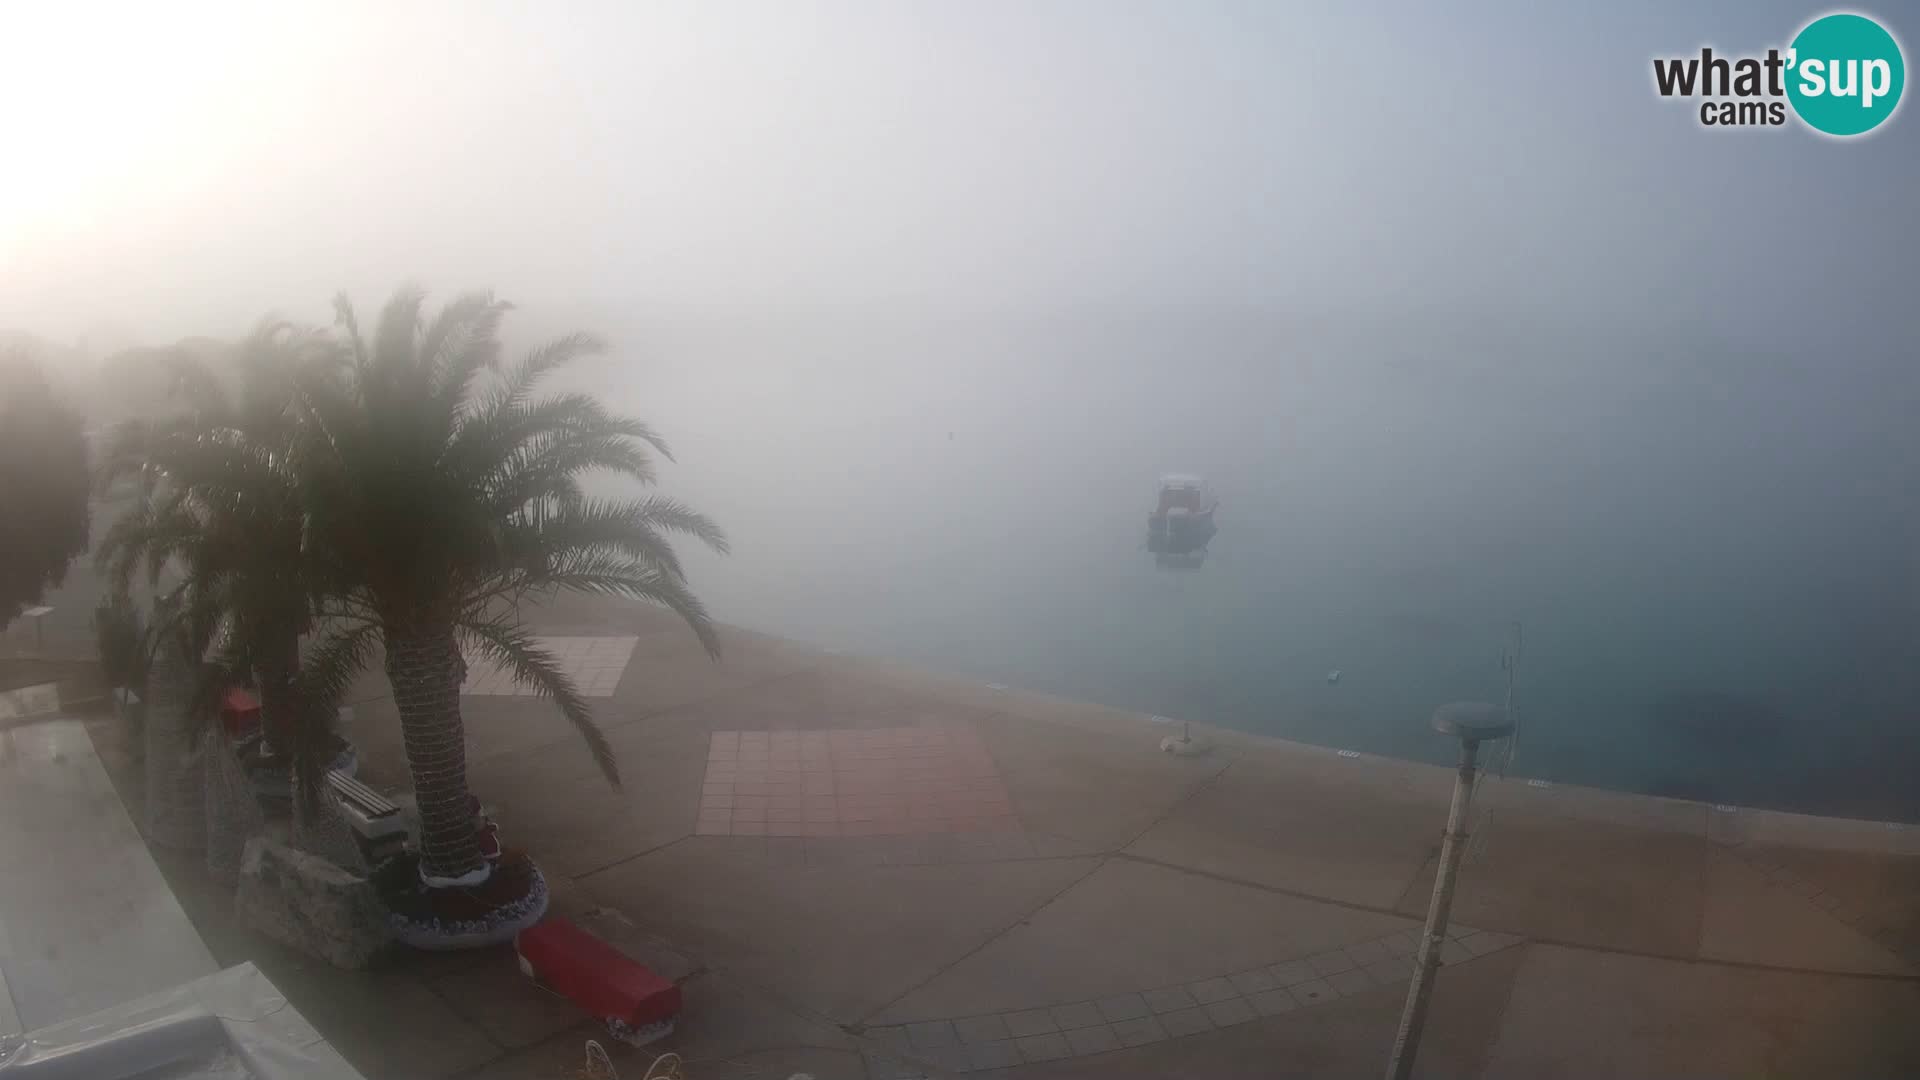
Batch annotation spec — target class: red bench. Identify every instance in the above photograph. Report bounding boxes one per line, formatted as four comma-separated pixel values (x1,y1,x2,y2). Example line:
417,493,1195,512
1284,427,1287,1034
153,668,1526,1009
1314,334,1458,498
515,917,682,1046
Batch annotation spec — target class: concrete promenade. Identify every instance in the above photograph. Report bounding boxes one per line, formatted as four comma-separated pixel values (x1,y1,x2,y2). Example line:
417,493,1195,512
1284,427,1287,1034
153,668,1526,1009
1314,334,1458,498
71,590,1920,1077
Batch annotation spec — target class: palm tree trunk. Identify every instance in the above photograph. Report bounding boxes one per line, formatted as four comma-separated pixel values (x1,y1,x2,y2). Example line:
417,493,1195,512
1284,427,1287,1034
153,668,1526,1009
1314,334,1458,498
144,633,207,852
385,624,483,882
256,627,301,759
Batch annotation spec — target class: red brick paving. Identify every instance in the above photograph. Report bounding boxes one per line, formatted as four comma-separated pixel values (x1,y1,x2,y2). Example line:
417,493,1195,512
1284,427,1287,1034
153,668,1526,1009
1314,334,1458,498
694,727,1021,837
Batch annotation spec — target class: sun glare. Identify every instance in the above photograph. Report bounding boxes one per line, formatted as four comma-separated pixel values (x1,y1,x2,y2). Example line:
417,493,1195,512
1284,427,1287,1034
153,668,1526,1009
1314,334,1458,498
0,7,298,267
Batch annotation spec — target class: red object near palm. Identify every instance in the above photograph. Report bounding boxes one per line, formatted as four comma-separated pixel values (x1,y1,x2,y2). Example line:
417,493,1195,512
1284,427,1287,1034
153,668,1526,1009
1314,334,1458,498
221,688,262,739
516,917,681,1045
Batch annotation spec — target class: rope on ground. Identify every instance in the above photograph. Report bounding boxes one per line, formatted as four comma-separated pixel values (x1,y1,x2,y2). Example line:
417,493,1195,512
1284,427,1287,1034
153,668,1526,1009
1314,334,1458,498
560,1040,683,1080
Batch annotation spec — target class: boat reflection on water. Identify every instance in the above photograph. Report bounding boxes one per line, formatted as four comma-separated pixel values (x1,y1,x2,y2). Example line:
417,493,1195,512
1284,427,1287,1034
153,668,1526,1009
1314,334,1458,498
1147,474,1217,570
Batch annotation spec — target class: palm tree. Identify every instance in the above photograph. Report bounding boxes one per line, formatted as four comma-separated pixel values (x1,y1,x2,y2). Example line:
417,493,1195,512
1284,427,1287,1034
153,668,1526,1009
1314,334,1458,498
294,288,726,902
94,322,344,774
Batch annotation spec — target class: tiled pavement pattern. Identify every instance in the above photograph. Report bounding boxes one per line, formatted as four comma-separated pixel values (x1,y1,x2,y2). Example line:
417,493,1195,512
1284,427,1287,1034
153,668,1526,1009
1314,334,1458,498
1716,835,1920,969
696,727,1020,838
864,924,1524,1075
695,832,1045,867
459,635,638,697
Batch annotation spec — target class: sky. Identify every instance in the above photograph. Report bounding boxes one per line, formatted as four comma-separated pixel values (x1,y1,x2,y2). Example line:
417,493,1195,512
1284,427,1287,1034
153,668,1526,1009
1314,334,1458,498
0,1,1914,355
7,2,1918,811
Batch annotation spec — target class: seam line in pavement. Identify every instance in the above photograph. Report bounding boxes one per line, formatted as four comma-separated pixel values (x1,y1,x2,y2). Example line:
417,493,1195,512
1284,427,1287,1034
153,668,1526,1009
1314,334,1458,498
1713,836,1919,971
855,753,1245,1031
863,927,1520,1074
414,971,510,1061
1117,756,1238,852
574,833,694,881
857,855,1110,1029
1113,851,1920,983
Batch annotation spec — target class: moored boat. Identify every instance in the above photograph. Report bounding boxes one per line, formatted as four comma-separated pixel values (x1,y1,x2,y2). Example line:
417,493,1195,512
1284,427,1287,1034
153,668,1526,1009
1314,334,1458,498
1147,473,1218,562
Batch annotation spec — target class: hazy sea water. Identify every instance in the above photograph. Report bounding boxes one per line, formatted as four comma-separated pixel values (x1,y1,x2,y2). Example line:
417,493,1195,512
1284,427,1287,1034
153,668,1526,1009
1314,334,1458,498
589,317,1917,820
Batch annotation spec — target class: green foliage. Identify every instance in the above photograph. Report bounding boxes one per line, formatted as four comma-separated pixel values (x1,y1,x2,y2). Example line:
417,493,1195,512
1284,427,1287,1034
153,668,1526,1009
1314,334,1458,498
93,322,346,772
93,322,342,619
296,288,729,787
0,352,91,622
91,287,727,808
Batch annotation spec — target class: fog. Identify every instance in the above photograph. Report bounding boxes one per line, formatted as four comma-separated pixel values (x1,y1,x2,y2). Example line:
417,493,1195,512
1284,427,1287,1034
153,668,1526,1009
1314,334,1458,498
4,2,1918,815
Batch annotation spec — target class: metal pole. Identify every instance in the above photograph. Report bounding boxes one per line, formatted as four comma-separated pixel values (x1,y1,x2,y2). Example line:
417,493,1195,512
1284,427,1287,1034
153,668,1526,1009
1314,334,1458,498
1384,736,1484,1080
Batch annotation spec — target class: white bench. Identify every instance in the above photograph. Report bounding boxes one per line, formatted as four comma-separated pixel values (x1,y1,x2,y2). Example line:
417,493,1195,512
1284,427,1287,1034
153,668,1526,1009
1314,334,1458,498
326,771,408,861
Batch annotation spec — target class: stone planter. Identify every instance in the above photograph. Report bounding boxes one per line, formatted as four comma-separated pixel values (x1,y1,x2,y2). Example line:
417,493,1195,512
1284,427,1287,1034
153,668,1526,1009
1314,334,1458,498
235,836,391,969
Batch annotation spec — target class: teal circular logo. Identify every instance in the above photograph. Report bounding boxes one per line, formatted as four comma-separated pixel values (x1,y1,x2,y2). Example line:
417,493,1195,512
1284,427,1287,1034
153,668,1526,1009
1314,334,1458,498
1787,13,1905,136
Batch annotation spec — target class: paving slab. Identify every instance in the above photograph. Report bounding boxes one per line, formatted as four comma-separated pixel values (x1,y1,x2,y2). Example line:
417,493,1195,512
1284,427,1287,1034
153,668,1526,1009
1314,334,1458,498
1400,811,1713,956
1481,944,1920,1079
455,990,864,1080
192,600,1920,1078
974,710,1231,853
1738,807,1920,857
986,945,1526,1079
462,710,712,877
580,837,1098,1021
448,691,645,765
1739,842,1920,962
1696,849,1913,974
517,588,714,642
873,858,1412,1023
605,623,824,717
663,969,861,1064
1479,774,1712,838
413,944,589,1051
675,663,1003,732
251,958,501,1080
1122,750,1446,909
695,724,1021,838
815,652,1059,720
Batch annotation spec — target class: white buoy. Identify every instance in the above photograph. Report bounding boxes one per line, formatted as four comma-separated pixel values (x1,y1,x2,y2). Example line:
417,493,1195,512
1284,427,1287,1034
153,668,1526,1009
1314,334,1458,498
1327,669,1342,684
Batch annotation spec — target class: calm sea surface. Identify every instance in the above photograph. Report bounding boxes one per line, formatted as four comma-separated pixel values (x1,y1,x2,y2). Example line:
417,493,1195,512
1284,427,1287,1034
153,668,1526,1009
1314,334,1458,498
590,316,1915,820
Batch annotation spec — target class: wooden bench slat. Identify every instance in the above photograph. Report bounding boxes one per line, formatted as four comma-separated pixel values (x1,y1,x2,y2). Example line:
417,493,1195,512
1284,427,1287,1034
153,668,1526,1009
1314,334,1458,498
327,770,399,817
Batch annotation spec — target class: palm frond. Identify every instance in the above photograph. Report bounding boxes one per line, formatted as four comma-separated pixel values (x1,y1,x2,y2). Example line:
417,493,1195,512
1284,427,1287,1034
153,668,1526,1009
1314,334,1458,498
423,293,511,419
289,621,384,813
302,288,726,796
331,293,369,375
95,497,201,594
517,553,721,659
463,333,606,427
498,496,729,589
609,495,730,555
297,621,384,712
159,348,231,417
483,431,661,512
458,618,621,788
92,417,155,495
372,285,428,383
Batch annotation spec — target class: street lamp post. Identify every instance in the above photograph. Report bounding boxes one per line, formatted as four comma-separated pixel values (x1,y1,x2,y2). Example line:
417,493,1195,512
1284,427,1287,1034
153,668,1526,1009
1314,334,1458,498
1384,701,1514,1080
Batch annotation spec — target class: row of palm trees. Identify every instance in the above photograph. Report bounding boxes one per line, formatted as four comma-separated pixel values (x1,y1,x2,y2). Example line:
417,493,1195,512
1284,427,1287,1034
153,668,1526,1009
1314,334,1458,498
97,288,727,899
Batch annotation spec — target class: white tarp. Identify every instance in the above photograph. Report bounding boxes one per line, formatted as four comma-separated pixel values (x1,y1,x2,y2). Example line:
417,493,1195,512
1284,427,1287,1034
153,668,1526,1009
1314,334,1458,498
0,720,216,1034
0,963,364,1079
